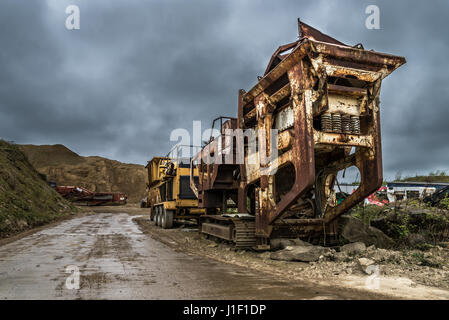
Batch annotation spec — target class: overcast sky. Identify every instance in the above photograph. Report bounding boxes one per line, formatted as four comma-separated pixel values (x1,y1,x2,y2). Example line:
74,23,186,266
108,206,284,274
1,0,448,181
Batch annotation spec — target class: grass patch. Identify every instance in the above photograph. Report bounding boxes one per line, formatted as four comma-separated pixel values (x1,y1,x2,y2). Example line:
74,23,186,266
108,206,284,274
0,140,76,237
349,201,449,248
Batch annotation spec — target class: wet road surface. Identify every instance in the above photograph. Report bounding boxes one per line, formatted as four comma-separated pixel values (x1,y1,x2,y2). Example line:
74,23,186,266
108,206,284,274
0,213,375,299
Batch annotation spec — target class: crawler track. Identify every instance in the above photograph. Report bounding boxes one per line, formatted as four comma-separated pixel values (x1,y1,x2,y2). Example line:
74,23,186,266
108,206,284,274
233,219,256,249
200,215,257,249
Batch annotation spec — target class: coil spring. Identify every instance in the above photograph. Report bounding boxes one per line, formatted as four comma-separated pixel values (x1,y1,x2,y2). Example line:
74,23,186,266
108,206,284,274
321,113,332,132
350,116,361,135
322,113,361,134
332,113,341,133
341,114,351,134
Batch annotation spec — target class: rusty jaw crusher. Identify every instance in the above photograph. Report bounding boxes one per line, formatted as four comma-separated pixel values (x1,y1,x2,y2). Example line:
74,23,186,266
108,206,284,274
190,19,405,249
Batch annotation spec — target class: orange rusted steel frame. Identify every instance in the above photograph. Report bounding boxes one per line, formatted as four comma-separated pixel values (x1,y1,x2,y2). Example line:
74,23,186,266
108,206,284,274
237,37,405,237
192,20,405,241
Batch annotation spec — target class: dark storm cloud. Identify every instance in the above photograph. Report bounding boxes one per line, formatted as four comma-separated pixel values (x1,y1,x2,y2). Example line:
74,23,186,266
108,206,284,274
1,0,448,180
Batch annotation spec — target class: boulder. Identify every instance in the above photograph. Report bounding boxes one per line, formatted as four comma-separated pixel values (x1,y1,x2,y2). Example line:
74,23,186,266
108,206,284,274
340,242,366,254
270,238,312,250
370,248,390,263
270,245,331,262
340,216,394,248
333,251,349,262
358,258,376,274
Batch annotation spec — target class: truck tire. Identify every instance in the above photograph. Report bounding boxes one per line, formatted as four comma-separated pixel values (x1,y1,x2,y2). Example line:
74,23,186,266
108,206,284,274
150,207,155,221
162,210,174,229
161,207,166,228
157,206,163,227
154,207,159,226
160,207,166,228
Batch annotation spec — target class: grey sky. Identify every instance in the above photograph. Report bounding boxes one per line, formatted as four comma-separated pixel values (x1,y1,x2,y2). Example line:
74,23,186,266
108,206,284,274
0,0,448,181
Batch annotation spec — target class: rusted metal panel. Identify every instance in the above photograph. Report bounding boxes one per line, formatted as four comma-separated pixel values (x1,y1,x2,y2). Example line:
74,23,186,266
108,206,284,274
298,19,348,46
277,129,293,151
274,106,294,131
242,46,307,105
259,61,316,236
314,131,374,147
201,223,233,240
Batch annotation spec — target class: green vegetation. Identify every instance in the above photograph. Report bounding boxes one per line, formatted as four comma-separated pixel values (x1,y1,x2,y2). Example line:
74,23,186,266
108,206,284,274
395,170,449,183
409,251,441,268
0,140,77,237
350,203,384,225
349,201,449,248
439,196,449,210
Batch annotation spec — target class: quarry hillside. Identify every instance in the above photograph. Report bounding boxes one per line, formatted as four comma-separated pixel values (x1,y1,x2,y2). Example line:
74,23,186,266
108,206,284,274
0,140,75,237
19,144,147,203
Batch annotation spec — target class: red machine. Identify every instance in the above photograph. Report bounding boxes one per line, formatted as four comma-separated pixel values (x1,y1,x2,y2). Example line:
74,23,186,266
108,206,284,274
55,186,127,206
366,186,389,207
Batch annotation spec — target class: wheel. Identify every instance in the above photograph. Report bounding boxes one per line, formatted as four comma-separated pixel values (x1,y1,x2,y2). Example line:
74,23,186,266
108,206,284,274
154,206,160,225
150,207,155,221
162,210,174,229
157,206,163,227
155,206,159,226
160,207,167,228
161,207,166,228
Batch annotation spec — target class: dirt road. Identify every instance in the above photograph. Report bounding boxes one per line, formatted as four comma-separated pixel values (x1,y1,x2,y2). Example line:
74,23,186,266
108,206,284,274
0,213,384,300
